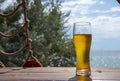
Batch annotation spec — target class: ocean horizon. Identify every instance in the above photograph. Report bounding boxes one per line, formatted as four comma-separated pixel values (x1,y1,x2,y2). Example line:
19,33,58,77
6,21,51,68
90,50,120,68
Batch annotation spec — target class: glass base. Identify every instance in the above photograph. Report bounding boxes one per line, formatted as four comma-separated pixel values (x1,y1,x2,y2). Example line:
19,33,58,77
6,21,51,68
76,69,91,76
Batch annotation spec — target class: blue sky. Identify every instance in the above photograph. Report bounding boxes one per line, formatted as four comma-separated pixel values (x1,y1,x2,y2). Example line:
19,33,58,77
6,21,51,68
62,0,120,51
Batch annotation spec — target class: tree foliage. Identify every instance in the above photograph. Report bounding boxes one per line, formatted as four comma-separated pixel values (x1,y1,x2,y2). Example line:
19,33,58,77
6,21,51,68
0,0,75,67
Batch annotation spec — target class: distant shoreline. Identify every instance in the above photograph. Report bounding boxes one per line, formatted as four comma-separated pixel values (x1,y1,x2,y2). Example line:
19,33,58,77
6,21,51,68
91,50,120,55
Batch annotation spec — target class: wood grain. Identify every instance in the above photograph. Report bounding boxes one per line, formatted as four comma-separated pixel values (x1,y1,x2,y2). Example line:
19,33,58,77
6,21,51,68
0,67,120,81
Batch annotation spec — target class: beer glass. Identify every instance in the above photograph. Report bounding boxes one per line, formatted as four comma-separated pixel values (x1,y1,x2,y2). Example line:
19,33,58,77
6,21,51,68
73,22,92,76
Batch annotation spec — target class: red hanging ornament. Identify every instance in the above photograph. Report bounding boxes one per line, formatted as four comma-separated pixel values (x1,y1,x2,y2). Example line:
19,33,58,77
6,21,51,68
22,50,43,67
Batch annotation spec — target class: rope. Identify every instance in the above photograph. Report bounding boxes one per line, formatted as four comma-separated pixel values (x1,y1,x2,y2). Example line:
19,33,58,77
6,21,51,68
0,0,30,56
0,0,43,66
22,0,31,50
0,0,33,58
0,44,27,56
0,23,25,38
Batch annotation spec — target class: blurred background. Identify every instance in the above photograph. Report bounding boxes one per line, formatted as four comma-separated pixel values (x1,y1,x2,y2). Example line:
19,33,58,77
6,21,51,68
0,0,120,68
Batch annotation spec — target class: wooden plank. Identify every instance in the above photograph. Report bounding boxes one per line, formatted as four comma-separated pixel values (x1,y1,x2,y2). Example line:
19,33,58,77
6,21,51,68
0,67,75,73
12,67,75,73
0,72,120,80
1,67,120,73
0,73,75,80
0,67,75,80
0,67,120,81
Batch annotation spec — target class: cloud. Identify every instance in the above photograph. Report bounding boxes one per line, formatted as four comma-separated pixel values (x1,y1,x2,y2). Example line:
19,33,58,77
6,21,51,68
62,0,97,7
90,15,120,41
110,7,120,12
62,0,107,16
62,1,93,16
66,15,120,41
62,0,120,40
94,7,120,13
99,1,105,4
62,0,97,11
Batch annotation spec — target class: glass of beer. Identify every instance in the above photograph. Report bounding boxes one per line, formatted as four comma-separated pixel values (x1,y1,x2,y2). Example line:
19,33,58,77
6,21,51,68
73,21,92,76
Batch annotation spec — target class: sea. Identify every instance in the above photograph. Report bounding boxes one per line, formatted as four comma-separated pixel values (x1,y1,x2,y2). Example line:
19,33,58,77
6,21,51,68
90,50,120,68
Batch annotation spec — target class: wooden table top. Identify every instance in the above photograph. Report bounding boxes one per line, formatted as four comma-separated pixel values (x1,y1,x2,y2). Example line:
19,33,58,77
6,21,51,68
0,67,120,81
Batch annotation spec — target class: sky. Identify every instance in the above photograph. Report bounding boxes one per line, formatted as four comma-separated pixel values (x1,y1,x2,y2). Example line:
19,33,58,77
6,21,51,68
62,0,120,51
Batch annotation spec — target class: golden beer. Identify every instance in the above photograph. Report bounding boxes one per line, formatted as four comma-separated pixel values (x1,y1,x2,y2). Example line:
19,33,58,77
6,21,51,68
76,76,91,81
73,34,92,76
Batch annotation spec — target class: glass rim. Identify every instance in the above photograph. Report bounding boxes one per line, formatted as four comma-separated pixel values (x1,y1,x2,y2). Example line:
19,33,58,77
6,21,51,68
74,21,91,26
73,21,92,35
